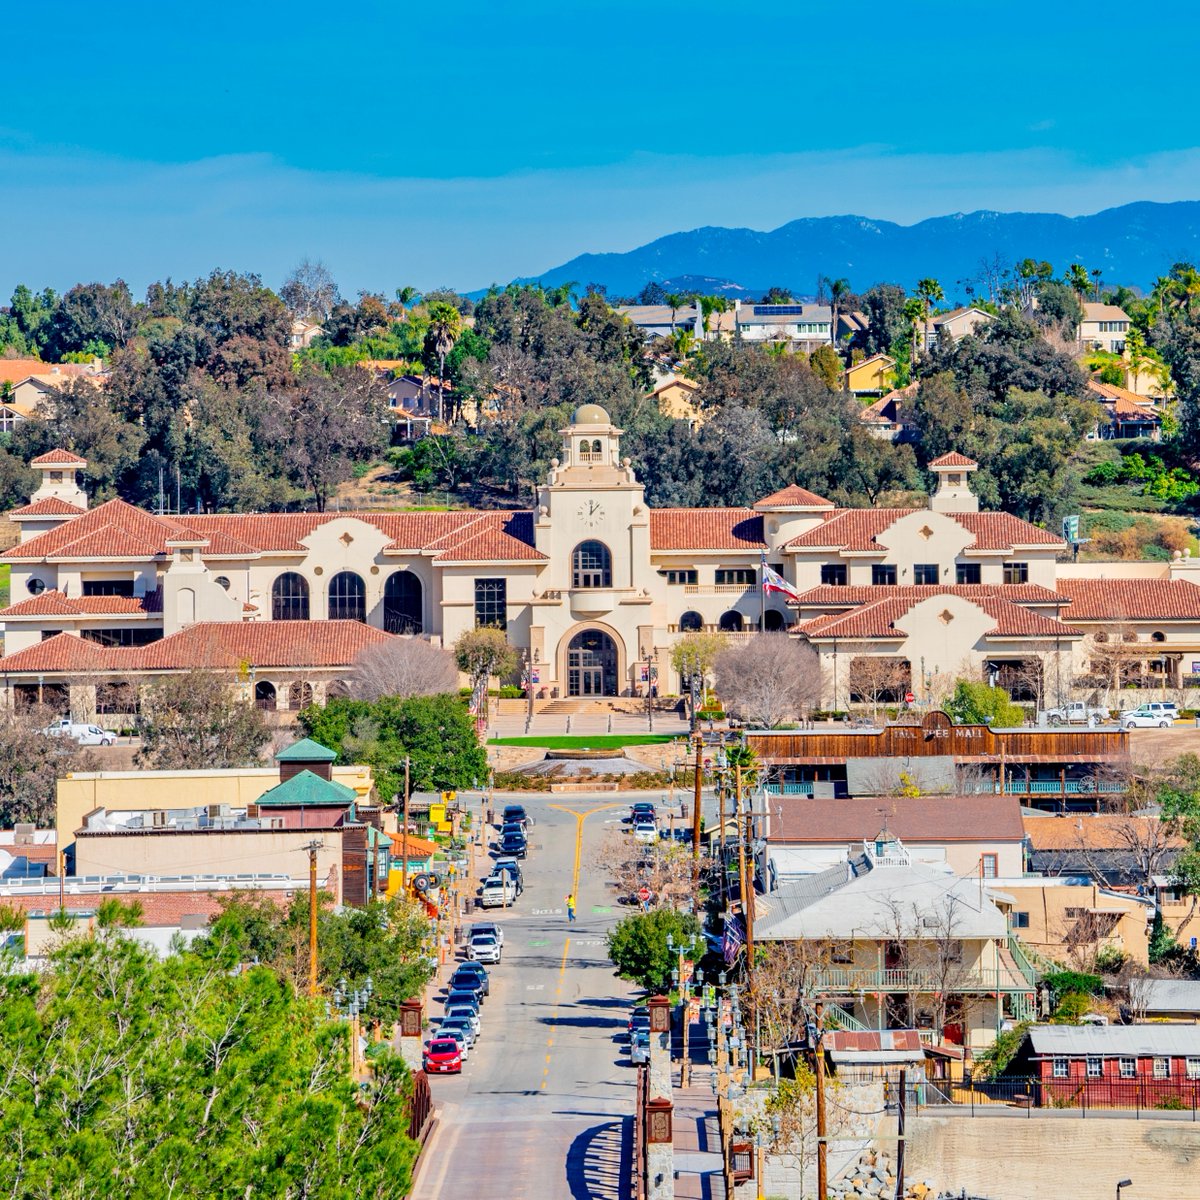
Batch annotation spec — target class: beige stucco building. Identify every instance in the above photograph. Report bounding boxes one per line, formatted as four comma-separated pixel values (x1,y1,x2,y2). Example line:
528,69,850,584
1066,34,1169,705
6,412,1200,717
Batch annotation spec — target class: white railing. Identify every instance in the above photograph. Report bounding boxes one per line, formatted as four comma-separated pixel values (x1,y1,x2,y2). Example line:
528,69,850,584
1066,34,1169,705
683,584,752,595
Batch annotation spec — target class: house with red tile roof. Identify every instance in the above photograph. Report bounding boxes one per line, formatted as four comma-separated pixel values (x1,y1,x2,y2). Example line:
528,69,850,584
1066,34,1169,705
6,405,1199,716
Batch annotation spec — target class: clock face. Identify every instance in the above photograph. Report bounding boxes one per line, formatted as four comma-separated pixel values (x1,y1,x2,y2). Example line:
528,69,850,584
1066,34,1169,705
577,500,604,527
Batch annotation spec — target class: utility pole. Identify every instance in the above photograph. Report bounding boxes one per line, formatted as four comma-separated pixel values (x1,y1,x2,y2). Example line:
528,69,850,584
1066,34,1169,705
304,839,323,997
717,768,727,908
814,1000,828,1200
57,849,65,910
401,756,411,893
735,764,754,983
896,1067,907,1200
690,732,704,883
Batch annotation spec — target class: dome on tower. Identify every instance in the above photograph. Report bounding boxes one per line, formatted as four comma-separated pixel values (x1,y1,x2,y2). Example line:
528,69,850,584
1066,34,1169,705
572,403,610,425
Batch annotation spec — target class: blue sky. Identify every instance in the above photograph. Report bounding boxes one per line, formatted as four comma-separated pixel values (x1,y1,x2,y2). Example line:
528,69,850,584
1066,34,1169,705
3,0,1199,297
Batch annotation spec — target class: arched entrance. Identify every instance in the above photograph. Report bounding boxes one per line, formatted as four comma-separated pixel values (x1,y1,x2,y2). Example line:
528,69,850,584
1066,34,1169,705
566,629,618,697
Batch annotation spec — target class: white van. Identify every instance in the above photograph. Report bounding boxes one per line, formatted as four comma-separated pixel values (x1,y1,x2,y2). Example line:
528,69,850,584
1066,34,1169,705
42,719,117,746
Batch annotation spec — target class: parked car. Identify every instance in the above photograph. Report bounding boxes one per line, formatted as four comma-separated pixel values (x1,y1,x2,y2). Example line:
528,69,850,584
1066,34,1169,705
632,822,658,843
470,922,504,947
437,1018,475,1056
424,1037,464,1074
628,803,656,824
436,1017,472,1056
1121,702,1179,729
480,876,516,908
629,1030,651,1065
1039,701,1108,727
444,988,483,1012
450,963,490,996
502,804,532,829
468,932,502,963
492,858,524,894
444,1004,481,1037
42,719,118,746
499,832,527,859
500,822,526,843
628,1007,650,1040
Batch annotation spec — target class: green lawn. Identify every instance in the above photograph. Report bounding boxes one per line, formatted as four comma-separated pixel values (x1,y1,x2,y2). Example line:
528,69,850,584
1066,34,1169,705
0,563,9,608
488,734,679,749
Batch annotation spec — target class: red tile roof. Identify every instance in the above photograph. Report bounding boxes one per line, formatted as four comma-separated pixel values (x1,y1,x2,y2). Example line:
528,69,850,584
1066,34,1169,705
0,620,394,675
753,484,834,510
30,448,88,466
787,509,1064,554
0,589,162,619
0,362,94,386
793,584,1064,607
1056,579,1200,621
797,594,1079,640
7,497,87,518
3,499,544,564
770,794,1025,843
649,509,765,550
929,451,977,468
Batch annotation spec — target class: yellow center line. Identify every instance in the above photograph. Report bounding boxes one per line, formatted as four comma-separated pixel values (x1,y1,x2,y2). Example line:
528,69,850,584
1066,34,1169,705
537,801,618,1094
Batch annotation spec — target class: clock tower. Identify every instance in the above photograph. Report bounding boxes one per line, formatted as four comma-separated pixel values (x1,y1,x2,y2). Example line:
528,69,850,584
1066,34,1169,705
531,405,656,687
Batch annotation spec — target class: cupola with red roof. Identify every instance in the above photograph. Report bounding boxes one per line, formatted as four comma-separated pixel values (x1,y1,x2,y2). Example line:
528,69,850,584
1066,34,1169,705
754,482,835,549
21,448,88,528
928,450,979,514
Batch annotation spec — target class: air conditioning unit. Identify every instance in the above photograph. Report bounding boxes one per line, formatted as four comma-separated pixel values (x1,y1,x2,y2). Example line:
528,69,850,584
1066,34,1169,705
266,817,284,830
14,822,34,845
151,810,169,828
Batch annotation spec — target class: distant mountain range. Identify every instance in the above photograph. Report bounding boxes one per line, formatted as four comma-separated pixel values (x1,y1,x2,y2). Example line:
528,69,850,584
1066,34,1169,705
512,201,1200,300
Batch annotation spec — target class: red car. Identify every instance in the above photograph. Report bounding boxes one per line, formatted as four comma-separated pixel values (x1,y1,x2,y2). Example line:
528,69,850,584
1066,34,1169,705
424,1037,464,1074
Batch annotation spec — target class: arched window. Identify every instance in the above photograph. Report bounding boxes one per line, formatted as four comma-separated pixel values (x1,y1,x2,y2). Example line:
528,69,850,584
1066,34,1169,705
680,611,703,632
578,439,590,456
719,610,743,632
763,609,785,632
328,571,366,622
288,681,313,709
272,572,309,621
591,439,602,453
254,681,277,711
572,540,612,589
1151,631,1166,643
384,571,423,634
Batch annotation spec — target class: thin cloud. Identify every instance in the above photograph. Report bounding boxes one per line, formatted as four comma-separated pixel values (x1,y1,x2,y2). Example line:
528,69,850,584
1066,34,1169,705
2,144,1199,295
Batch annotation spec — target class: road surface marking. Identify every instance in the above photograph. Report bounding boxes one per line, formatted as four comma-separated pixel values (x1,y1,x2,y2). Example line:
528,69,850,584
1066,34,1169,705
525,984,544,991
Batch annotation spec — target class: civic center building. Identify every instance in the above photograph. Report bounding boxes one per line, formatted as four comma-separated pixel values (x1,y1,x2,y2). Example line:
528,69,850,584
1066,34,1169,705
4,405,1200,720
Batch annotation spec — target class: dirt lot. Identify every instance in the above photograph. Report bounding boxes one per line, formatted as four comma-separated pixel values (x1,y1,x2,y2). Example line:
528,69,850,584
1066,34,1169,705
1126,724,1200,766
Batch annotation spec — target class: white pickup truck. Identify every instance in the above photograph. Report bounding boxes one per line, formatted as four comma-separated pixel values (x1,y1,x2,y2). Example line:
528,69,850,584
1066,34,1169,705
42,719,118,746
478,877,515,909
1039,702,1108,727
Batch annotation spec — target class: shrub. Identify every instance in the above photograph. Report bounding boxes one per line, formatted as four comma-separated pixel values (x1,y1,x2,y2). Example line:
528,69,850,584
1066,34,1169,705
1044,969,1104,997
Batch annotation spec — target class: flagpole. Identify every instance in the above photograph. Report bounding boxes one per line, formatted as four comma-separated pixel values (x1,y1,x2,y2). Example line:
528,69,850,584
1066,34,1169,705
760,550,767,632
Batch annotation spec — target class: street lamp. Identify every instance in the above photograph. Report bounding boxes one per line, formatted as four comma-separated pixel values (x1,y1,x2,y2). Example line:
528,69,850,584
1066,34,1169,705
1116,1181,1132,1200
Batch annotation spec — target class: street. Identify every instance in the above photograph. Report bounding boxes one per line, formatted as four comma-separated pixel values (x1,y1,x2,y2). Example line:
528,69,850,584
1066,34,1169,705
411,794,639,1200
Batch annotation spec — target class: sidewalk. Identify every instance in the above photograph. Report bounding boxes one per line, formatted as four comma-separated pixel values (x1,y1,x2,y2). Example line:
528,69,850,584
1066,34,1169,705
673,1062,726,1200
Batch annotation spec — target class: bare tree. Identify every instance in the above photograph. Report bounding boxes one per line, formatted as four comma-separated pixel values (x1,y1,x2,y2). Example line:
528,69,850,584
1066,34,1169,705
347,638,458,701
280,258,340,323
1084,622,1144,707
714,635,822,728
596,828,702,912
847,656,909,719
0,712,96,826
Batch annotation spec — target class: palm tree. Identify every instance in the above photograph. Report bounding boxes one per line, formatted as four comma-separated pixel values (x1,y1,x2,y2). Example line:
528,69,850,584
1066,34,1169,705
426,301,462,424
1091,269,1103,301
915,278,944,359
665,292,686,333
902,298,925,372
1065,264,1091,309
827,277,851,351
699,295,731,339
547,281,578,309
672,327,696,361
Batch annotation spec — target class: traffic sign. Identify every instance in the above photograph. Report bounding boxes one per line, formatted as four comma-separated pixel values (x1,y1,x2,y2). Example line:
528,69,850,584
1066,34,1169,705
904,690,915,704
637,886,651,903
703,758,711,769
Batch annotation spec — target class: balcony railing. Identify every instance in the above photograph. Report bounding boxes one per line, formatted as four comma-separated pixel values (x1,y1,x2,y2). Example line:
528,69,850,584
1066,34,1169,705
999,779,1126,795
683,584,754,595
803,964,1034,994
765,782,816,796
